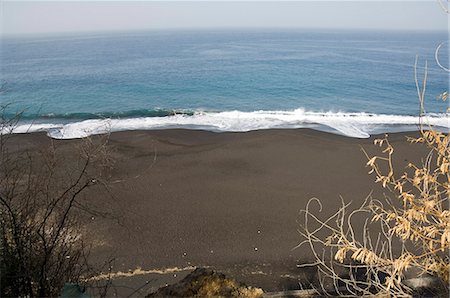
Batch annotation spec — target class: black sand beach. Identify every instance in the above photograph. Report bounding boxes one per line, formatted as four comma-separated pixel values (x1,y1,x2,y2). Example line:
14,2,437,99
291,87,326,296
7,129,429,295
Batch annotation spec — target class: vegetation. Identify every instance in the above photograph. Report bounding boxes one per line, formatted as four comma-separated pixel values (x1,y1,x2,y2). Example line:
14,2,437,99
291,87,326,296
298,60,449,295
0,108,113,297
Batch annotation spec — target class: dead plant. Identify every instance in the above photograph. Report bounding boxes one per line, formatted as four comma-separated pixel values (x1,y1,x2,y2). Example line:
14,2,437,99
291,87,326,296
297,59,449,297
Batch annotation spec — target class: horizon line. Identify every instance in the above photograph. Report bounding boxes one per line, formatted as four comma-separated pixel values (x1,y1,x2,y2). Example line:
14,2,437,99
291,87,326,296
2,26,448,38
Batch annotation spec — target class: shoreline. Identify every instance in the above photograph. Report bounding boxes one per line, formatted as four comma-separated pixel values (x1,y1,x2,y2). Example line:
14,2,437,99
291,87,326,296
8,109,449,139
7,128,430,293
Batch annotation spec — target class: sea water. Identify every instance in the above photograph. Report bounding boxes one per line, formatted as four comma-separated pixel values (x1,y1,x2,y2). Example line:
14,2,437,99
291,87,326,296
1,29,449,138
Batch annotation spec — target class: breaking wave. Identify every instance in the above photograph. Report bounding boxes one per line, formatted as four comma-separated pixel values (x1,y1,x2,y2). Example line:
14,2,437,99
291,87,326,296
7,109,450,139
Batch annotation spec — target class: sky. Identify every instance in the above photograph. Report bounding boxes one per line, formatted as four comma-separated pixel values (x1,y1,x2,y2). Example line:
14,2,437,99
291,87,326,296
1,1,448,36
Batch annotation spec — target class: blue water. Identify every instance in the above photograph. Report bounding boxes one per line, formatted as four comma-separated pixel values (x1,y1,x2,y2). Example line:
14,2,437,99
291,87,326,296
0,29,449,138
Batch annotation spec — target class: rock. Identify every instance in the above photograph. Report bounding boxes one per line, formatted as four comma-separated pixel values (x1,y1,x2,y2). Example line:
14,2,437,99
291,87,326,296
61,283,89,298
402,267,447,297
146,267,264,297
403,276,441,289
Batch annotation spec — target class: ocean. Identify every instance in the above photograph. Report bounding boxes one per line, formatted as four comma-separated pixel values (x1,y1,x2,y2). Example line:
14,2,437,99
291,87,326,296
1,29,449,138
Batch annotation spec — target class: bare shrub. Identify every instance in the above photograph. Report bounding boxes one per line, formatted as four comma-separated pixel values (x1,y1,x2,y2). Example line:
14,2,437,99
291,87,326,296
0,108,114,297
297,60,449,296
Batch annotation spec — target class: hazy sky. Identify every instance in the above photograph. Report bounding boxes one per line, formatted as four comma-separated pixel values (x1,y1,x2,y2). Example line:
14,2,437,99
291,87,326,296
1,1,448,36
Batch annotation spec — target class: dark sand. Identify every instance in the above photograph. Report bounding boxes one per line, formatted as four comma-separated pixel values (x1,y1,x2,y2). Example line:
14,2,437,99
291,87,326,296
9,129,429,294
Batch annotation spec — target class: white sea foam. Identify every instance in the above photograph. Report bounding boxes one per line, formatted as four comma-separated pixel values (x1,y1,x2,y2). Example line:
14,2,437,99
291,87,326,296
7,109,450,139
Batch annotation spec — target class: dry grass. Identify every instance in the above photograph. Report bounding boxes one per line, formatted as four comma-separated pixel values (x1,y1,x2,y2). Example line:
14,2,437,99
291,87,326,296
85,266,197,281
